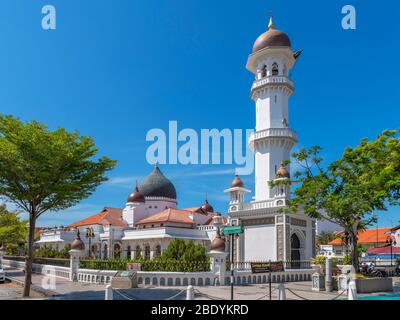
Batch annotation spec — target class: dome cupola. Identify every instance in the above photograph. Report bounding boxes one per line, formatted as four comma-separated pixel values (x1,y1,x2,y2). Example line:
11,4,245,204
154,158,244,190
71,230,85,251
201,198,214,212
138,165,177,200
127,183,145,203
276,163,290,179
231,175,244,188
210,228,225,252
252,15,291,53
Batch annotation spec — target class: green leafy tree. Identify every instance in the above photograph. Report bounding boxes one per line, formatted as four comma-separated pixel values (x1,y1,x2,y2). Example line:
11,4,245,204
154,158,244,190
316,231,336,245
0,115,116,297
271,130,400,270
0,204,27,251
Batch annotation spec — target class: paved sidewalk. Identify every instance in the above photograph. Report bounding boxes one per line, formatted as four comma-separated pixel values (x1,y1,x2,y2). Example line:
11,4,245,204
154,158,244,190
4,267,400,300
4,268,107,300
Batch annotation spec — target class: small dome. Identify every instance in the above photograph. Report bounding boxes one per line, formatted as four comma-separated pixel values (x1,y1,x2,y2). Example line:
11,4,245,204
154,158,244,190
231,175,244,188
127,185,145,203
210,229,225,252
138,165,177,200
71,230,85,251
201,199,214,212
276,164,290,179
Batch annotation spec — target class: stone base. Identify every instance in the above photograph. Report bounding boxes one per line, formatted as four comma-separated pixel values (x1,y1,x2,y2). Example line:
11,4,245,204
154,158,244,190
312,273,325,291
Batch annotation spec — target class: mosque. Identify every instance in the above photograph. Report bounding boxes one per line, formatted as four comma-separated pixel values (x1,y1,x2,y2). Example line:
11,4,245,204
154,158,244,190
37,15,317,263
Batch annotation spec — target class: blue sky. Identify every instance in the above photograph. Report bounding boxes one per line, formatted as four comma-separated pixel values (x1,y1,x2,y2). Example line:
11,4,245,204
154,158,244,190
0,0,399,228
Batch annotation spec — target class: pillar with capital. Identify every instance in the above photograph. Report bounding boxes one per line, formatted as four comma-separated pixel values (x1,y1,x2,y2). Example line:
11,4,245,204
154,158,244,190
69,231,85,282
208,229,228,285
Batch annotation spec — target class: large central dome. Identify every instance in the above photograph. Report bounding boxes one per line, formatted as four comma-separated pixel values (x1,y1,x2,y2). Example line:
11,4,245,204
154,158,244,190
138,165,177,200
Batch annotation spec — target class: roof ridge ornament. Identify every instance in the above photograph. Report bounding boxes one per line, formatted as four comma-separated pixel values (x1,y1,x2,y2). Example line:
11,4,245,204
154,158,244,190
268,11,275,30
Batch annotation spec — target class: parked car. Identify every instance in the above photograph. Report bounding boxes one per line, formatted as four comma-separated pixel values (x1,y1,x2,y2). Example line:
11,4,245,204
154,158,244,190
0,268,5,283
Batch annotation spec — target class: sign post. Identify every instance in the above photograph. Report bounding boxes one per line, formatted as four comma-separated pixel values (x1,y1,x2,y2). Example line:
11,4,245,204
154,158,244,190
250,261,284,300
221,226,244,301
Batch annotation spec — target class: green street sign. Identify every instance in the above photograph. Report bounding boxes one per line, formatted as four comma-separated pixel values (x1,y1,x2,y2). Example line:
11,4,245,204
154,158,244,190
221,225,243,235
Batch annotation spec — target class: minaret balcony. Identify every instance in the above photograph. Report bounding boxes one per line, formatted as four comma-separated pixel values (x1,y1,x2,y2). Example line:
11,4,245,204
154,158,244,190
251,76,294,96
248,128,298,150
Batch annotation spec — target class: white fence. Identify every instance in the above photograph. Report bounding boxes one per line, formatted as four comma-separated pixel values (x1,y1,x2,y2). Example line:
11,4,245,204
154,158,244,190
2,258,313,287
2,259,71,279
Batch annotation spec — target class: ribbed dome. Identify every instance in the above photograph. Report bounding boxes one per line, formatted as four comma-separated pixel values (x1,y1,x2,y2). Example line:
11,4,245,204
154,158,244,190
71,230,85,251
210,229,225,252
201,199,214,212
127,185,145,203
276,164,290,179
138,166,177,200
231,175,244,188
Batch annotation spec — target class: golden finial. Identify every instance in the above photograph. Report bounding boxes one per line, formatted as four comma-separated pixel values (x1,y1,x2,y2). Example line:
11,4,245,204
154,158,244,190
268,11,275,30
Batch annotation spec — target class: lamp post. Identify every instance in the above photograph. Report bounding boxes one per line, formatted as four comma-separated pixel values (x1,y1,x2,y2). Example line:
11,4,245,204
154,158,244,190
85,227,95,258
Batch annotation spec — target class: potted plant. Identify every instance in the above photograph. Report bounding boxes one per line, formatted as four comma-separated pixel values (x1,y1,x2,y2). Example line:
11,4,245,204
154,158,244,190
311,256,326,274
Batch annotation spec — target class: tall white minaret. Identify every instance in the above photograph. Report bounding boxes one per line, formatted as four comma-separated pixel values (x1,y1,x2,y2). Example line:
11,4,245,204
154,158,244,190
246,14,298,201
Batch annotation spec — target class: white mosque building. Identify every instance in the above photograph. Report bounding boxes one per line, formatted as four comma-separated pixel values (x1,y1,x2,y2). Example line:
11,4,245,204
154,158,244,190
37,15,317,263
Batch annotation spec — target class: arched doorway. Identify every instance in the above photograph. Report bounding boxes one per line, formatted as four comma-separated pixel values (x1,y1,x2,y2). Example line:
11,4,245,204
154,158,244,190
290,234,301,269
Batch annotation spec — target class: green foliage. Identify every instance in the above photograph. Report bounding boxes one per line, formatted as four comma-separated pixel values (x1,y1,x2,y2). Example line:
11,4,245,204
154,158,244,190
161,239,208,262
0,115,117,217
270,130,400,270
311,255,327,266
34,245,71,259
316,231,336,245
0,204,27,250
342,254,352,265
0,114,116,296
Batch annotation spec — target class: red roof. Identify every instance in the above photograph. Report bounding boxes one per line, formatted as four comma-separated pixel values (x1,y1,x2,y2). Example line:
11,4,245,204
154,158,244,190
328,227,392,246
69,207,127,228
367,245,400,255
136,208,195,225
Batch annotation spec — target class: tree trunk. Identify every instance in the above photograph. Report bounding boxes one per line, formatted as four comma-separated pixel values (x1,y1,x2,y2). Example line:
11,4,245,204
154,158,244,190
349,230,359,272
23,212,36,297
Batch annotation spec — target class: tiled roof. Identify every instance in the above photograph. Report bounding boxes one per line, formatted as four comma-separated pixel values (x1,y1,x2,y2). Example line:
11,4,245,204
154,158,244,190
367,245,400,255
183,207,210,215
136,208,195,225
69,207,127,228
328,227,392,245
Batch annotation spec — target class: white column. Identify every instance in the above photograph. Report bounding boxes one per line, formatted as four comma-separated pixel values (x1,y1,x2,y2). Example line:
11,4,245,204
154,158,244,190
69,249,84,282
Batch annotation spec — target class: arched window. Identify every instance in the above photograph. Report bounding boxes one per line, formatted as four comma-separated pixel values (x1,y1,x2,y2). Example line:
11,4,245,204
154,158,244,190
114,243,121,259
135,245,141,259
272,63,279,76
127,245,131,260
144,245,151,260
155,245,161,258
103,244,108,259
261,65,267,78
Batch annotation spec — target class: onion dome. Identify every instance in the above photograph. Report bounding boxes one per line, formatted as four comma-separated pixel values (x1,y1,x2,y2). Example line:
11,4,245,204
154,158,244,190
252,15,291,53
201,198,214,212
276,163,290,179
210,228,225,252
231,175,244,188
71,230,85,251
127,183,145,203
138,165,177,200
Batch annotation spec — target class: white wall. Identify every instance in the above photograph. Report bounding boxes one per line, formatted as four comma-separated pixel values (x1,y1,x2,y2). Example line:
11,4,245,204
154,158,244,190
243,225,276,261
